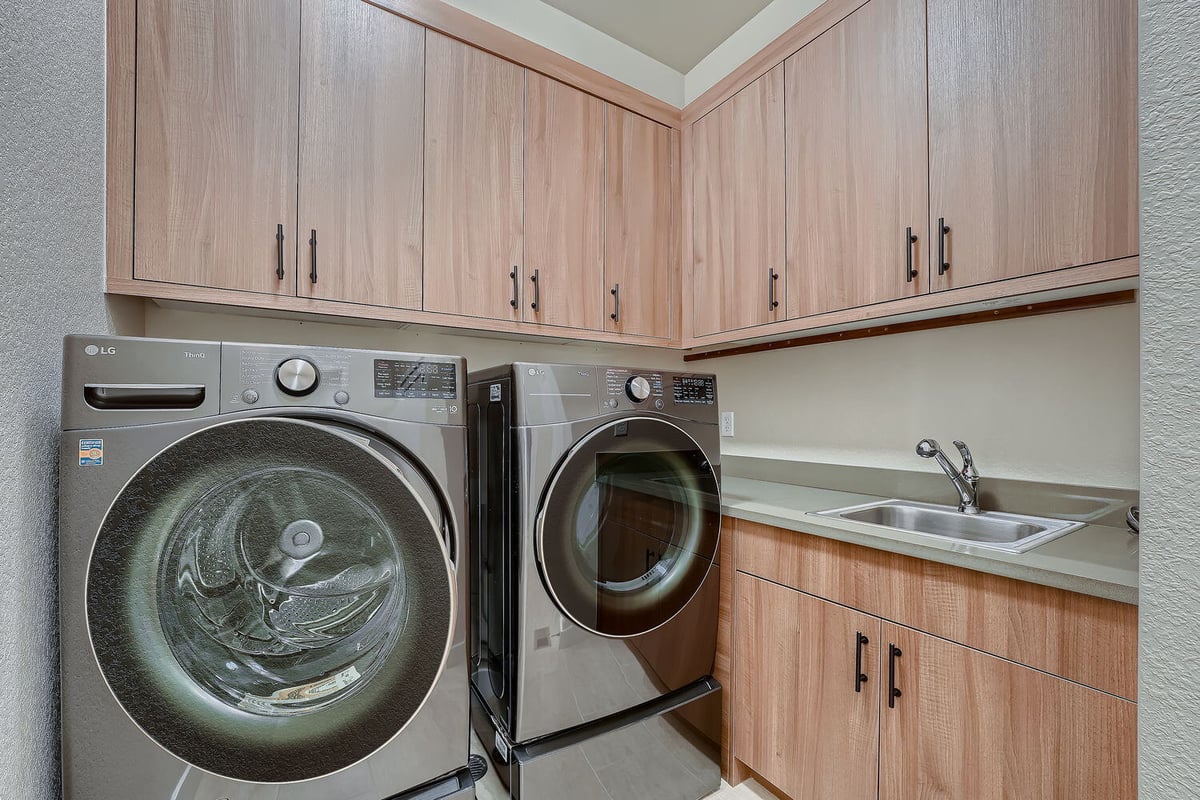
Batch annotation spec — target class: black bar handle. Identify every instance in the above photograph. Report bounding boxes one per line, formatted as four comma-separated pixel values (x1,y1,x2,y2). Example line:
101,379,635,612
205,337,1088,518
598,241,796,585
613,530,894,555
308,229,318,284
768,267,780,310
854,632,869,693
905,227,918,283
276,224,285,280
888,643,903,708
530,268,540,312
610,283,621,322
937,218,950,276
509,268,519,309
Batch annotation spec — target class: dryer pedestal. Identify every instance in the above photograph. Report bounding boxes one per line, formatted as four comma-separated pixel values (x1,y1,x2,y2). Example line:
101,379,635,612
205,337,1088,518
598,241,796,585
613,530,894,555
471,678,721,800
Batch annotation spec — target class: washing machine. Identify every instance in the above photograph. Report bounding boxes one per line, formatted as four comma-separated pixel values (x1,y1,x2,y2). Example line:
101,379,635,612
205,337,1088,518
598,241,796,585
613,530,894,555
467,362,722,800
58,335,474,800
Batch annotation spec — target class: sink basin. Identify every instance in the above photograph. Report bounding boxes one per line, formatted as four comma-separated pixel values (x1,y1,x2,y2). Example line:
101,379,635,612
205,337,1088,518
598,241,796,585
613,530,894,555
811,500,1085,553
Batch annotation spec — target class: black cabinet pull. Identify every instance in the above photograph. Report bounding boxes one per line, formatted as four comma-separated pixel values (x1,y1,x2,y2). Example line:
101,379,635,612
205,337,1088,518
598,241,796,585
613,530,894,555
308,229,318,284
937,218,950,276
509,268,519,309
610,283,621,322
854,632,870,693
905,227,919,283
530,269,540,312
275,224,285,280
888,643,903,708
768,267,780,310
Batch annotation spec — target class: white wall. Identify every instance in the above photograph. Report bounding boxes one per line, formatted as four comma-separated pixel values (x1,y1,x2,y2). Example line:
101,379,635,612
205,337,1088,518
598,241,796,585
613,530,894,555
1139,0,1200,794
710,304,1140,489
144,307,686,373
0,1,141,797
684,0,824,104
439,0,684,106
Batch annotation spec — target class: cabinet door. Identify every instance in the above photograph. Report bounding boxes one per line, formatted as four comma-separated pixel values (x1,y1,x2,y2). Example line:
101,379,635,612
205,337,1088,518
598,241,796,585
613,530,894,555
525,73,605,330
927,0,1138,290
692,66,785,337
134,0,299,295
786,0,928,317
424,33,523,321
734,574,880,800
298,0,423,309
879,624,1137,799
604,106,675,339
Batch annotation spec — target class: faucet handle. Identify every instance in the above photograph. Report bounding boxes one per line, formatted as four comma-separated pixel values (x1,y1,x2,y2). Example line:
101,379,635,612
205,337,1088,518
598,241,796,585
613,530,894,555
953,440,979,479
916,439,942,458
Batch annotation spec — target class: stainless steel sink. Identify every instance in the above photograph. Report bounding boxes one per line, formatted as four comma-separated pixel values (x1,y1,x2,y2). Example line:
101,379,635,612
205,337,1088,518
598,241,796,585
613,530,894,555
811,499,1085,553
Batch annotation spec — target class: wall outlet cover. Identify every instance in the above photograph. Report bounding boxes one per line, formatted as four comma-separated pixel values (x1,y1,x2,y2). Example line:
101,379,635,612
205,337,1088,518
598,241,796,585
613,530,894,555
720,411,735,437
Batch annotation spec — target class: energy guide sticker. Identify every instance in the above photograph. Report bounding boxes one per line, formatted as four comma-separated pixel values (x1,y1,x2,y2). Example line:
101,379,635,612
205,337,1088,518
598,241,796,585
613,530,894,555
79,439,103,467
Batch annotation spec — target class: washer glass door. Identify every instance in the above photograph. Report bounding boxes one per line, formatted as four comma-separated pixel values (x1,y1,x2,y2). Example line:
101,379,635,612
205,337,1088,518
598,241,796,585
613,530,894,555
87,417,454,783
535,417,720,638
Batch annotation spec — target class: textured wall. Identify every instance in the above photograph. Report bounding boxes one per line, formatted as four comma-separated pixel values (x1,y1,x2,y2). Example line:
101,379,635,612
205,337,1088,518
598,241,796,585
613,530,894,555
710,304,1141,488
1139,0,1200,795
0,1,122,797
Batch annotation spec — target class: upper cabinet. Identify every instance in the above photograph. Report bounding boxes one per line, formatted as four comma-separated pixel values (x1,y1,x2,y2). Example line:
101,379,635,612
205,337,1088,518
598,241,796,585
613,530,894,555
133,0,300,295
299,0,424,309
692,66,786,337
524,74,606,330
785,0,928,318
423,32,524,322
926,0,1138,291
605,106,677,340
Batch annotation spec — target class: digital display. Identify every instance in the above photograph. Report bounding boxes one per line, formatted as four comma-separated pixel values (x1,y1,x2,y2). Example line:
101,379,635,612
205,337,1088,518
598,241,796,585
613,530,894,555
373,359,458,399
672,376,716,405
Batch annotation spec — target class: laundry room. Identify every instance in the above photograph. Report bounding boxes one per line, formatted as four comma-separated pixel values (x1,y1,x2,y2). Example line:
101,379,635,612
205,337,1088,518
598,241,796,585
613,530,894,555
1,0,1196,799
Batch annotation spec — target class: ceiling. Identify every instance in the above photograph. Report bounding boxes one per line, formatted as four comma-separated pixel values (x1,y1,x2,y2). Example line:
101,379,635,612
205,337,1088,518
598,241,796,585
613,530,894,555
539,0,775,73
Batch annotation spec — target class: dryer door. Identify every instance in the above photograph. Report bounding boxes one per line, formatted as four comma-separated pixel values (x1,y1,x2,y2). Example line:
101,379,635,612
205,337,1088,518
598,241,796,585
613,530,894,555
86,417,455,783
535,417,721,638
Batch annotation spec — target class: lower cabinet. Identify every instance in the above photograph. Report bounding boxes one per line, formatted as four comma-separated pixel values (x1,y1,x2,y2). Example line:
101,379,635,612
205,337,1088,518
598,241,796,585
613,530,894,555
879,623,1137,800
734,574,880,800
732,571,1138,800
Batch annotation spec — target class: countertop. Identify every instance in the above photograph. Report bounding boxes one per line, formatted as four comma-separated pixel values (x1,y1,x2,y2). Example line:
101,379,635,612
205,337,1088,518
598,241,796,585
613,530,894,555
720,476,1140,604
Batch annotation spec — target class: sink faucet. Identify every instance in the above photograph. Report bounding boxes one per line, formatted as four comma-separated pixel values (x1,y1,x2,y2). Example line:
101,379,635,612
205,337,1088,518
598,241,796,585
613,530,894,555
916,439,981,514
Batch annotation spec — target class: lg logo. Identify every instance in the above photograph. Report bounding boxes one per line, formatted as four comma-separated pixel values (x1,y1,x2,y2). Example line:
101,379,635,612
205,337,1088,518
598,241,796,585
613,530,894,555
83,345,116,356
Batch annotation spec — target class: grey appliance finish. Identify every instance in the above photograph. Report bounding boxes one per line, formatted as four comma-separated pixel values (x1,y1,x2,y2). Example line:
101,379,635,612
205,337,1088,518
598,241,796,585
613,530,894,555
473,678,721,800
59,335,473,799
468,362,723,751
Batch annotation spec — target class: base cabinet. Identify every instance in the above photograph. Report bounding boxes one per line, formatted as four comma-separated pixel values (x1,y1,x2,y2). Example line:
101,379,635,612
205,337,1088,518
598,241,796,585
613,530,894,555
734,575,879,800
730,531,1138,800
879,624,1137,799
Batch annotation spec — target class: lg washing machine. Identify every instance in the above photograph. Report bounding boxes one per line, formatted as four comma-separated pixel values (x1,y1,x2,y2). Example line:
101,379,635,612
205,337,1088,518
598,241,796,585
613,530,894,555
467,362,722,800
58,336,474,799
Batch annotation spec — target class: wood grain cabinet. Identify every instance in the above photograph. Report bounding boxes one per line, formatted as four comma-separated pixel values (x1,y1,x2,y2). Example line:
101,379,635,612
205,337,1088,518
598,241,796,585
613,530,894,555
784,0,928,317
423,32,524,321
605,106,677,339
692,66,786,337
133,0,300,295
734,574,880,800
298,0,424,309
727,520,1138,800
879,624,1137,799
926,0,1138,291
524,74,606,330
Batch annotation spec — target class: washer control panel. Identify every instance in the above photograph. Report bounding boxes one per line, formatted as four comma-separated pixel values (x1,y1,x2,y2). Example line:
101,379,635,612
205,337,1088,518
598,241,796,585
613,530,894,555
221,343,465,425
672,375,716,406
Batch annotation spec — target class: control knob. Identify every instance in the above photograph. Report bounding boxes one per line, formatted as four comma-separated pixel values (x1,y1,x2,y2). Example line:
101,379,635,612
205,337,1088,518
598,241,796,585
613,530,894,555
275,358,320,396
626,375,651,402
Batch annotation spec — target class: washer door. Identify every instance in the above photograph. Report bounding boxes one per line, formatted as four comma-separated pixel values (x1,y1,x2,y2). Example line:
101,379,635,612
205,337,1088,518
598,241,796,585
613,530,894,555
535,417,720,638
86,417,454,783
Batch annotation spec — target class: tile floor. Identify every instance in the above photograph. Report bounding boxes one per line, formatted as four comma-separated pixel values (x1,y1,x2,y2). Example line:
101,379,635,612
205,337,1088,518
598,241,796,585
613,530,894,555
470,731,779,800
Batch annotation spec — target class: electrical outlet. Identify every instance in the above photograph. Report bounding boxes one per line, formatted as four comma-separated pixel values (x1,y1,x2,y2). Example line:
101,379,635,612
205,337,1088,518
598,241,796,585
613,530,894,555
720,411,735,437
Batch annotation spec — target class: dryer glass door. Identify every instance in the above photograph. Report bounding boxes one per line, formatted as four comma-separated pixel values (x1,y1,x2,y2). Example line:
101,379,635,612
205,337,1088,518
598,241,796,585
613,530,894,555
535,417,720,638
86,417,455,784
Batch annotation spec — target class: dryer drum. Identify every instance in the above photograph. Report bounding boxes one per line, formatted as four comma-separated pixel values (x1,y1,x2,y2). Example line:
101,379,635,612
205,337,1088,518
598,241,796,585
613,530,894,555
536,417,721,638
86,417,455,784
